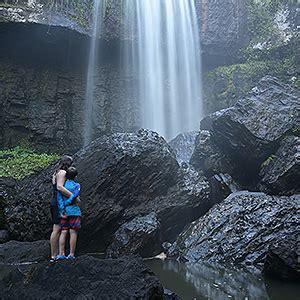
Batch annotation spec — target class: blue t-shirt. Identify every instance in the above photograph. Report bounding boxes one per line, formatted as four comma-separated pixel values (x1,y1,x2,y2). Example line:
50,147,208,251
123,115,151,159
57,180,81,217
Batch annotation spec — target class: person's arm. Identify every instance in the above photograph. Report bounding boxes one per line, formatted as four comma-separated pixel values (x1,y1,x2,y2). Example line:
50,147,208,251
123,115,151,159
65,185,80,206
56,170,72,197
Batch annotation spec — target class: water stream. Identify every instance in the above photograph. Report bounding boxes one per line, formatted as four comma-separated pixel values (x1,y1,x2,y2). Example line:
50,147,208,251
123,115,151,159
83,0,103,146
122,0,203,140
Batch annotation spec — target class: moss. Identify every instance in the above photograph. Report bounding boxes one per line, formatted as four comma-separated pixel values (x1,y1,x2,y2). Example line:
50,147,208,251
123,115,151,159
261,154,276,168
205,56,298,112
0,146,59,180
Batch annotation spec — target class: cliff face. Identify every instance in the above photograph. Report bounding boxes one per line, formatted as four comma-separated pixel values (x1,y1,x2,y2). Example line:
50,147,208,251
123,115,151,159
1,0,291,152
0,22,138,152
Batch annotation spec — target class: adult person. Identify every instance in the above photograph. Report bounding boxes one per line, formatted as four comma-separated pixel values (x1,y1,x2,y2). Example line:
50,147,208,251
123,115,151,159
50,155,74,262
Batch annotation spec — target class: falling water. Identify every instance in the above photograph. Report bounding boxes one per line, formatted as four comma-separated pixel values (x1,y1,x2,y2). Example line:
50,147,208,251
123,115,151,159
123,0,203,139
83,0,103,146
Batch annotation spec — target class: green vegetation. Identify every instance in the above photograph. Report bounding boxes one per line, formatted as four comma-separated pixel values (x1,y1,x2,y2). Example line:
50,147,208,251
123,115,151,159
261,154,276,168
0,146,59,180
204,0,299,112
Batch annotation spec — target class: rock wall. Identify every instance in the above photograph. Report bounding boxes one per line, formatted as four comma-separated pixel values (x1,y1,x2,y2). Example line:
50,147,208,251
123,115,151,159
0,23,138,152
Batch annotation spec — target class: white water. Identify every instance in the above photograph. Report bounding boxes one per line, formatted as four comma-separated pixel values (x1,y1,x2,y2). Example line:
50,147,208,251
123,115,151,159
83,0,103,146
123,0,203,139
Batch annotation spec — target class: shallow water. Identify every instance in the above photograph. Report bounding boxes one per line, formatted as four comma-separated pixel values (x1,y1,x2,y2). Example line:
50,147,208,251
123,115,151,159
145,259,300,300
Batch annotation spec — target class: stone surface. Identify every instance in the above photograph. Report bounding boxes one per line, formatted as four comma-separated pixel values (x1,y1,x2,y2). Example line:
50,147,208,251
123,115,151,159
0,230,9,243
198,0,249,69
4,130,210,257
190,130,234,177
169,131,198,164
263,238,300,282
208,173,240,205
168,191,299,270
0,253,164,299
201,76,300,184
0,240,49,263
259,136,300,196
106,212,160,258
0,30,137,152
0,0,90,34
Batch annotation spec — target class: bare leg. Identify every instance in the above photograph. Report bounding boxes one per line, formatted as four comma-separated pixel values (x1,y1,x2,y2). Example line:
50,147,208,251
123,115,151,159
69,229,78,256
50,224,61,258
59,229,68,256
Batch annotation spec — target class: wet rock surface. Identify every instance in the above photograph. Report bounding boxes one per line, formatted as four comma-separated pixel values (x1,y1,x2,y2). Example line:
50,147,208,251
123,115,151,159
4,130,210,256
0,240,49,263
259,135,300,196
201,76,300,184
168,191,299,270
106,212,161,258
190,130,234,177
263,238,300,282
208,173,240,205
168,131,198,164
0,253,164,299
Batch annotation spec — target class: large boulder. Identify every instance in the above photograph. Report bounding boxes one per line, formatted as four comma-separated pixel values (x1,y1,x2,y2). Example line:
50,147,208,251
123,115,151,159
258,135,300,196
168,191,299,270
0,252,164,299
0,240,49,263
106,165,210,258
168,131,198,164
4,130,210,256
201,76,300,184
190,130,234,177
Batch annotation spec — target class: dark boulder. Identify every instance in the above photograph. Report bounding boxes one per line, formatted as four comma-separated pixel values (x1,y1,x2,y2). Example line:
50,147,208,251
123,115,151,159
0,253,164,299
263,238,300,282
4,130,210,256
168,191,299,270
106,212,161,258
259,136,300,196
168,131,198,164
201,76,300,184
190,130,234,176
106,164,210,258
0,240,49,264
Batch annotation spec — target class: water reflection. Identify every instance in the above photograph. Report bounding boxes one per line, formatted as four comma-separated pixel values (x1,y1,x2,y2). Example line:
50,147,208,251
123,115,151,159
145,259,299,300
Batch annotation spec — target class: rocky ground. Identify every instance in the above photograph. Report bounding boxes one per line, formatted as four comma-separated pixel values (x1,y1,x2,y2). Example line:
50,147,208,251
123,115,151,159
1,76,299,298
0,241,166,299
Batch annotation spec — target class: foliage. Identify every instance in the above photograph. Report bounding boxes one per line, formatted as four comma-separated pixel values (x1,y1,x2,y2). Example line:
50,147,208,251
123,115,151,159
0,146,59,180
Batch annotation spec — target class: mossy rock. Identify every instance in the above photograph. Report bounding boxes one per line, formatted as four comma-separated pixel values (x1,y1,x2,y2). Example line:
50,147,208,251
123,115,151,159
0,146,59,180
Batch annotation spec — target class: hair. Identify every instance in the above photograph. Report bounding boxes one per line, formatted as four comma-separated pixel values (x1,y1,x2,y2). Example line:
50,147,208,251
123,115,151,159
66,166,78,180
56,155,73,173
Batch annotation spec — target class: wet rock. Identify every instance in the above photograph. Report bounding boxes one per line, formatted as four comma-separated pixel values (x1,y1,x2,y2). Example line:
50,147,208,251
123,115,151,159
201,76,300,184
168,131,198,164
190,130,234,176
0,240,49,263
259,136,300,196
4,130,210,256
106,164,211,258
263,238,300,282
168,191,299,270
0,254,164,299
106,213,161,258
208,173,240,204
0,230,9,243
0,0,89,35
199,0,249,68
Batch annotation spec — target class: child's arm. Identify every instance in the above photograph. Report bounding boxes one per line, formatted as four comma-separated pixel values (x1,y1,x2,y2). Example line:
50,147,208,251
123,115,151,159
64,184,80,206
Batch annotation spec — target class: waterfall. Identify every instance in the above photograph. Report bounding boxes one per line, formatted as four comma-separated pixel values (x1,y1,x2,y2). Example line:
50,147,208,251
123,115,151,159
83,0,103,146
123,0,203,139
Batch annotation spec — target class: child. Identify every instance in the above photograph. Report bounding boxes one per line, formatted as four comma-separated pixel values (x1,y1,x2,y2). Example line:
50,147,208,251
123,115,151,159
57,166,81,260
